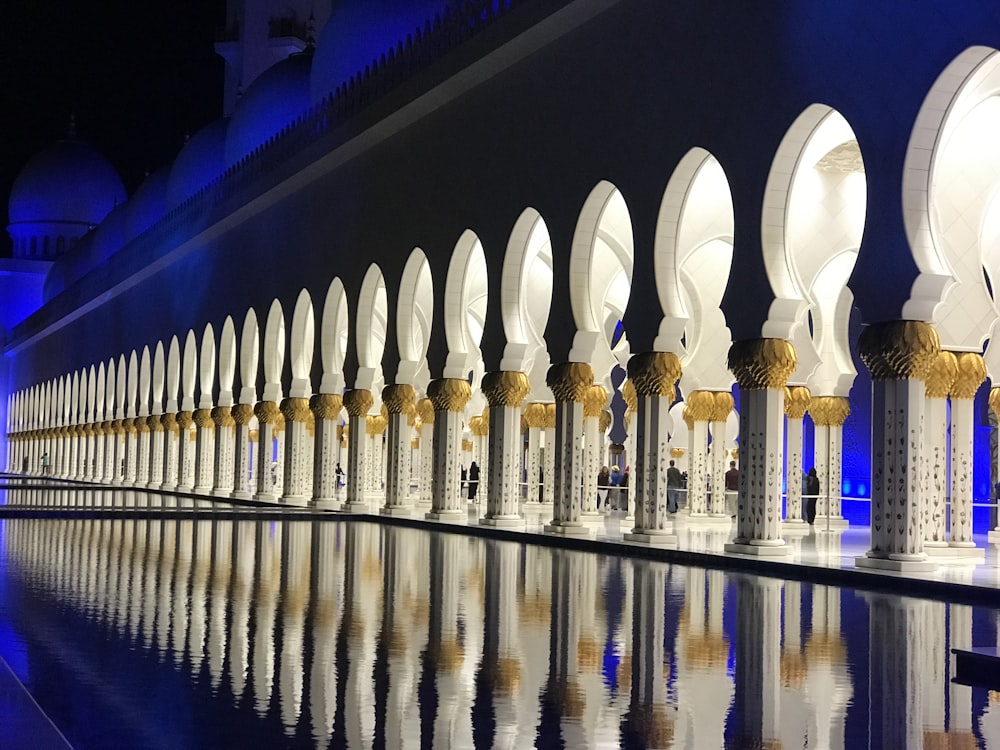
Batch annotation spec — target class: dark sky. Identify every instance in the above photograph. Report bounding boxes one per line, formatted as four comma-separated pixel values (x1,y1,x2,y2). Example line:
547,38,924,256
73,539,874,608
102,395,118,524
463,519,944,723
0,0,227,255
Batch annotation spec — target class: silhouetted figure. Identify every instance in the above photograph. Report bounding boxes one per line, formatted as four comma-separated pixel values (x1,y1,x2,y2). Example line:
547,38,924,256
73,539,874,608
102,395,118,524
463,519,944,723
667,460,682,513
468,461,480,501
805,467,820,524
597,465,610,510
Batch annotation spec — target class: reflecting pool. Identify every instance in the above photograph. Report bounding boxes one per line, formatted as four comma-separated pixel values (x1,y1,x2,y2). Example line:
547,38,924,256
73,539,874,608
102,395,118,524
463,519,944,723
0,513,997,749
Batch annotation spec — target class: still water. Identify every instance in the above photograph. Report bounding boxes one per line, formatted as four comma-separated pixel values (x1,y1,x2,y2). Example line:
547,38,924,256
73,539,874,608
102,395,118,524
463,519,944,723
0,513,996,749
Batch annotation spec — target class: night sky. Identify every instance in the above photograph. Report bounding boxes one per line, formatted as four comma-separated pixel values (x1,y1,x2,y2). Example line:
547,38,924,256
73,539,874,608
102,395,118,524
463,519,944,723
0,0,227,255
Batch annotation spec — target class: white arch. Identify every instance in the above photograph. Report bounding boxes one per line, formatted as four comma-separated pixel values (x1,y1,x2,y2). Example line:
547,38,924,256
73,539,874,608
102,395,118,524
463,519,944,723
151,342,165,415
262,300,285,402
105,358,117,419
138,347,151,417
95,363,106,422
126,351,139,419
181,331,198,411
199,324,216,409
443,230,487,379
86,365,97,424
289,289,315,398
396,248,433,386
356,264,387,392
320,278,349,394
240,308,260,404
218,316,237,407
166,337,181,411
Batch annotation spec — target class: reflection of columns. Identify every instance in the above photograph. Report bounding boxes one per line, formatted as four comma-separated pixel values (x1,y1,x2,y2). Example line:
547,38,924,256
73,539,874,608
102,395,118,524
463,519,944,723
193,409,215,493
949,601,975,744
483,539,524,747
784,387,809,525
810,396,850,525
427,378,471,520
923,352,956,548
381,384,415,515
280,397,313,506
544,549,585,742
176,411,195,491
342,389,373,510
627,560,675,747
542,404,556,505
857,321,939,572
161,414,179,489
990,389,1000,543
729,576,783,749
416,399,434,506
581,384,608,519
709,391,734,517
686,398,710,517
230,404,254,500
867,595,926,750
625,352,681,545
922,601,948,745
725,339,796,556
253,401,281,501
949,352,985,552
211,406,236,497
804,585,852,750
523,403,546,504
310,394,342,508
544,363,593,536
482,371,531,527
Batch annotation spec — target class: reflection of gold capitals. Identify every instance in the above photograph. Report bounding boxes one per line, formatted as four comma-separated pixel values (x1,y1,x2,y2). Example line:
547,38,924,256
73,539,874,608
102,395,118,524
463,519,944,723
670,447,685,459
519,594,551,624
638,706,675,748
230,403,255,425
416,397,435,424
342,389,374,418
809,396,850,427
711,391,734,422
621,378,638,414
253,401,281,425
461,439,473,452
783,386,811,419
577,635,601,670
439,638,465,673
950,351,986,400
211,406,235,428
858,320,939,381
561,680,586,718
780,650,806,688
546,362,594,403
924,351,958,399
309,393,343,421
481,371,531,408
496,656,522,696
627,351,682,397
382,384,416,415
728,338,797,389
684,632,729,668
427,378,471,413
410,437,419,449
990,690,1000,704
279,397,311,424
804,632,846,664
599,409,612,433
686,390,716,422
583,385,608,418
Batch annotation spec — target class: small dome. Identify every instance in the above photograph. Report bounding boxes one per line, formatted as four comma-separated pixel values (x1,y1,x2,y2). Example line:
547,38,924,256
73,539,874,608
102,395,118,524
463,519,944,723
225,53,313,167
168,118,229,208
310,0,446,104
9,139,126,228
124,166,170,242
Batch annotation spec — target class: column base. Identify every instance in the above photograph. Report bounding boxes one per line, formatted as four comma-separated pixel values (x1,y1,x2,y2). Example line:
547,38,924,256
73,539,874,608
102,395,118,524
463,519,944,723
212,488,235,499
724,542,790,557
254,492,277,503
855,554,937,573
230,490,252,501
543,522,592,537
280,495,309,508
342,502,370,514
687,513,733,526
814,516,850,528
146,481,162,490
989,529,1000,544
425,510,467,523
311,497,339,510
942,545,986,561
580,511,603,523
624,531,678,547
379,506,413,518
480,516,524,528
782,521,812,537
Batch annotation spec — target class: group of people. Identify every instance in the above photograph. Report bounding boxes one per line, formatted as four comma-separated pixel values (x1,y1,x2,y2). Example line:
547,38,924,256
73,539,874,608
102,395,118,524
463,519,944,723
597,464,630,512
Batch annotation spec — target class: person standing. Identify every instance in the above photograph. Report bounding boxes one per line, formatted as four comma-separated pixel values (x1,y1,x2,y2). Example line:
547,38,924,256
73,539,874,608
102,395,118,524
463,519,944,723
725,460,739,517
41,451,50,476
667,459,682,513
805,467,820,525
335,462,344,488
609,465,623,510
468,461,480,501
597,465,610,511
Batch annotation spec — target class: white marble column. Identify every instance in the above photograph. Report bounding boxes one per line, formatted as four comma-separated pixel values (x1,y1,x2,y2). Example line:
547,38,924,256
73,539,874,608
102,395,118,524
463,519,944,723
93,424,107,483
542,404,556,505
687,405,710,517
211,407,236,498
381,384,415,517
856,321,938,573
310,394,342,509
627,560,675,745
811,396,850,527
725,339,795,556
279,398,313,506
544,363,592,537
342,389,373,512
579,385,607,521
83,423,97,481
123,418,138,485
253,402,281,502
147,416,164,489
709,393,734,518
990,388,1000,543
161,413,180,491
230,404,254,500
923,354,954,548
783,386,810,527
481,371,531,528
523,404,545,504
136,417,151,487
416,399,434,507
949,352,985,556
176,411,196,491
192,409,215,494
426,378,471,521
625,352,682,546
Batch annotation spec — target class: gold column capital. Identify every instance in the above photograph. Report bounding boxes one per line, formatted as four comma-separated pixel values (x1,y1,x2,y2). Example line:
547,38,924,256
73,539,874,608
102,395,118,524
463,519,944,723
783,386,811,419
686,390,716,422
682,405,694,431
416,397,435,424
546,362,594,403
280,397,311,424
427,378,472,413
469,415,489,437
310,393,343,421
583,385,608,418
989,388,1000,419
599,409,612,434
211,406,235,428
135,417,150,434
626,351,682,397
670,447,685,459
621,379,638,415
545,403,556,429
461,438,473,452
382,384,416,415
924,351,958,399
192,409,214,429
950,351,986,400
523,402,548,429
148,415,164,432
481,371,531,408
254,400,281,425
809,396,851,427
858,320,939,381
231,403,255,425
727,338,797,389
343,389,374,418
710,391,735,422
